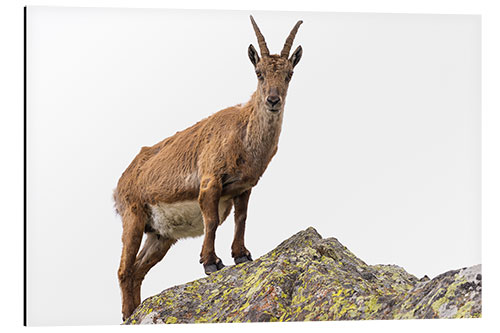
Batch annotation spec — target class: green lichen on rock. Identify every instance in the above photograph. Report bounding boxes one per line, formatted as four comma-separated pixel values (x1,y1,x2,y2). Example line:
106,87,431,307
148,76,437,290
123,227,481,324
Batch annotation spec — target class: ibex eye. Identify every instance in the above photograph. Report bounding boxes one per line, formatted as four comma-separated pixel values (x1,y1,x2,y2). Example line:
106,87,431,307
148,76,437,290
256,71,263,79
286,71,294,80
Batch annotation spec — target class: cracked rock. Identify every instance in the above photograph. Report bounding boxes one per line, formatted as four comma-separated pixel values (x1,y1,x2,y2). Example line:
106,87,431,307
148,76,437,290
124,227,481,324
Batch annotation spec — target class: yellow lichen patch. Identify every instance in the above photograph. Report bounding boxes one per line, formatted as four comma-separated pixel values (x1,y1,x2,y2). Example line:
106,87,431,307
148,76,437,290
338,302,358,318
430,277,468,316
455,301,473,318
364,296,381,315
430,288,447,313
164,316,178,324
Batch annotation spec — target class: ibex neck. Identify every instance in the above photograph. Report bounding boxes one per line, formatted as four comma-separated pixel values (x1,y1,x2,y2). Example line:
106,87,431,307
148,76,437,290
244,92,284,165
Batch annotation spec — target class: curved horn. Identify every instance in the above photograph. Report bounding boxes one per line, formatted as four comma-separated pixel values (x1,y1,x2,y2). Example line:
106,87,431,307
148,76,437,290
281,20,303,58
250,15,270,57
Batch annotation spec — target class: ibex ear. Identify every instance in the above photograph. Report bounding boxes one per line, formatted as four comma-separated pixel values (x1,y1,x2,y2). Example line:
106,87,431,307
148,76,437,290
248,44,260,67
290,45,303,68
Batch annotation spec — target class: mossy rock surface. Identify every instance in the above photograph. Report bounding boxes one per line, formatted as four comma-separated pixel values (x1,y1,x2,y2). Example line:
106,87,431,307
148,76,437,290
124,227,481,324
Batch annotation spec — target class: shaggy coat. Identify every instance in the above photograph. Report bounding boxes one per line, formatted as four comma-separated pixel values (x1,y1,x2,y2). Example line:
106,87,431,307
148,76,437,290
115,16,303,320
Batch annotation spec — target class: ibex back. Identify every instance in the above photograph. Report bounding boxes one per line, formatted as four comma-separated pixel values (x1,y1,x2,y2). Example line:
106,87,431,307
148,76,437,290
114,16,303,320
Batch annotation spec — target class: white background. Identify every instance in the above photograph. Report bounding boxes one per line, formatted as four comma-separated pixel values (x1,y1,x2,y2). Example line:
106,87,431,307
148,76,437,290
26,6,480,326
1,0,499,332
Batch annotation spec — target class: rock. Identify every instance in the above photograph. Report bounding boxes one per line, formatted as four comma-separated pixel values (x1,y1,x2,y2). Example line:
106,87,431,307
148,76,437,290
123,227,481,324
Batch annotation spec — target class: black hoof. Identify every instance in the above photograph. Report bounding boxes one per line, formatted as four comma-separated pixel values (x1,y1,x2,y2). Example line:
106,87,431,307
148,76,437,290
234,254,253,265
203,259,225,275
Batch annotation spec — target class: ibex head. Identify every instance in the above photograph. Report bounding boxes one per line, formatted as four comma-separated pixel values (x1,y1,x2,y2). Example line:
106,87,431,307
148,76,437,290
248,16,303,113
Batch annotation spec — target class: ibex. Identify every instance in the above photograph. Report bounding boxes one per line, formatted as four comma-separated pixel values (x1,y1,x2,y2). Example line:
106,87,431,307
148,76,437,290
114,16,303,320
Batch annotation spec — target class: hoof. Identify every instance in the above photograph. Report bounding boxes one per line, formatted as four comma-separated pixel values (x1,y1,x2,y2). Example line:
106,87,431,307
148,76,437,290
203,259,225,275
234,254,253,265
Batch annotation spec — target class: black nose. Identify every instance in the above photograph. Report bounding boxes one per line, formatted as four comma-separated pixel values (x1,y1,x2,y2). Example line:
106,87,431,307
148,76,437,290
266,95,280,107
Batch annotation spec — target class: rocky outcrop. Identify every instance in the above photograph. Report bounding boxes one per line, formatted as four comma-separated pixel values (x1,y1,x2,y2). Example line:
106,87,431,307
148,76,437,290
124,227,481,324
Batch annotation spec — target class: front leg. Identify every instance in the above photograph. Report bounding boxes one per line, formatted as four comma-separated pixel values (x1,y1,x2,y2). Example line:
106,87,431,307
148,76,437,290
198,176,225,275
232,189,253,264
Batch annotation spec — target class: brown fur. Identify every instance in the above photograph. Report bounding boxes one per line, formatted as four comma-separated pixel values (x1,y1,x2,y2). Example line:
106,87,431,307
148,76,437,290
114,16,303,320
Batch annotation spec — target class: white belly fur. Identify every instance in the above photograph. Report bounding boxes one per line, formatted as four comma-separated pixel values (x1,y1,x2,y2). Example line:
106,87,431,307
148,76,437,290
149,200,233,240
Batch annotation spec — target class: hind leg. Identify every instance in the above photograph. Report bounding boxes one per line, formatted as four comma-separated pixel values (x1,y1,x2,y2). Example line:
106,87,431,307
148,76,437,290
118,207,146,321
132,233,177,307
